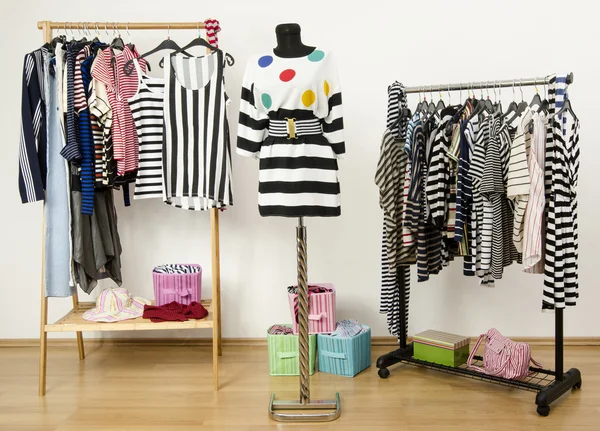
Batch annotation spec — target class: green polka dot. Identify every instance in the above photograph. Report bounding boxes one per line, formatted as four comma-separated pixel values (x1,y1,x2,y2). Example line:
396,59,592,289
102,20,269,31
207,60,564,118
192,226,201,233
307,50,325,62
261,93,272,109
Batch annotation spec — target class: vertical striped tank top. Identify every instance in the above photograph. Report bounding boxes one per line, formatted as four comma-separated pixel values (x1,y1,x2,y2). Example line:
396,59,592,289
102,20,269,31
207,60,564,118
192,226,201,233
163,51,233,210
128,59,165,199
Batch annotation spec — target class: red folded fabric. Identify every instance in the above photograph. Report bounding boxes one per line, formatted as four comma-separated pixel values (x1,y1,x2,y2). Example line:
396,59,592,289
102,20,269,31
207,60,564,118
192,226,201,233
143,301,208,323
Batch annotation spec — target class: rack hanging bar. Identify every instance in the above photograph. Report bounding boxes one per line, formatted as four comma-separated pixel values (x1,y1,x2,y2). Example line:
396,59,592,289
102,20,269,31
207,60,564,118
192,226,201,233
37,21,205,30
404,73,574,94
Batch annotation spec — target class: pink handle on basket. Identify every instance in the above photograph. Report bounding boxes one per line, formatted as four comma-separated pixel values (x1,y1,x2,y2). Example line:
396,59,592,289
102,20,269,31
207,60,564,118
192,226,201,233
467,333,487,373
308,313,326,321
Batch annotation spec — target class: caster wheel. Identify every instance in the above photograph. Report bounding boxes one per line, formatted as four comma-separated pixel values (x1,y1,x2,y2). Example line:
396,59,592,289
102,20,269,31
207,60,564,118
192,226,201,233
537,405,550,417
574,380,582,389
378,368,390,379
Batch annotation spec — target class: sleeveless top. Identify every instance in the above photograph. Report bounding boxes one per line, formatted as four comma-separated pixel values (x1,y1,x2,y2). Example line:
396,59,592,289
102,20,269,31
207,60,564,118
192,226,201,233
163,51,233,210
128,59,165,199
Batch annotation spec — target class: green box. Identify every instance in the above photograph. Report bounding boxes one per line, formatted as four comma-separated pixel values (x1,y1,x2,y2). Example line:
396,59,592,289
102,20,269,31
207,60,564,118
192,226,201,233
413,342,470,367
267,324,317,376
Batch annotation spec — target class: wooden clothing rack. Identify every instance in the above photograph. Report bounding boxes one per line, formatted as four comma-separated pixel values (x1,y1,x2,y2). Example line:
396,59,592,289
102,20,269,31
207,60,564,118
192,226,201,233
376,74,582,417
37,20,222,396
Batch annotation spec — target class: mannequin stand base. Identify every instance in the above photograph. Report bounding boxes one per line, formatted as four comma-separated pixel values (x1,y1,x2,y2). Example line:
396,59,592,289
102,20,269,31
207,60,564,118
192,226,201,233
269,393,341,422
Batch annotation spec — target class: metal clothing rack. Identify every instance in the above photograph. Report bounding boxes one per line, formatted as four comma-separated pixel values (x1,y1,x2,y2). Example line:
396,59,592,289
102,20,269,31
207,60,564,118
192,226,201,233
376,74,582,417
36,20,222,396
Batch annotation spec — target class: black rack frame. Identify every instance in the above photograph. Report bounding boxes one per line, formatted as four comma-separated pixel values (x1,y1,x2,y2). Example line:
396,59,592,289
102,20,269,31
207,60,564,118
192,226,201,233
377,269,582,416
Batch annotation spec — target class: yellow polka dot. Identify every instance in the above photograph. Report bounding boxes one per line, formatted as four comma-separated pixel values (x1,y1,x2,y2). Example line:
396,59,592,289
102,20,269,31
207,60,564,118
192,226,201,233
324,80,330,96
302,90,316,107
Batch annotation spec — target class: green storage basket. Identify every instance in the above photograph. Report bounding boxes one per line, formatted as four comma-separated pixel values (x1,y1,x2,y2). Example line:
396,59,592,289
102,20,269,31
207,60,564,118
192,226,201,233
267,324,316,376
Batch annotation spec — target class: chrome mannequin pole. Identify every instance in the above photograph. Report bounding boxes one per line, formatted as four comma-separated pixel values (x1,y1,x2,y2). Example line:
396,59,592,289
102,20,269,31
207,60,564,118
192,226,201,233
269,217,341,422
296,217,310,404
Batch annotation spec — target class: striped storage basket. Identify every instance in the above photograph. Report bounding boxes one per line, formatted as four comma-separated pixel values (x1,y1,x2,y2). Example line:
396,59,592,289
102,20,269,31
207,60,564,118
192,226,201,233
152,264,202,306
267,324,317,376
288,283,336,334
317,325,371,377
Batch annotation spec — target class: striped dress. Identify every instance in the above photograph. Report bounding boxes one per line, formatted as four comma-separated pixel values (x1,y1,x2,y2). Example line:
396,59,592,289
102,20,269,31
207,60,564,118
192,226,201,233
543,77,580,309
236,49,344,217
128,59,165,199
163,51,233,210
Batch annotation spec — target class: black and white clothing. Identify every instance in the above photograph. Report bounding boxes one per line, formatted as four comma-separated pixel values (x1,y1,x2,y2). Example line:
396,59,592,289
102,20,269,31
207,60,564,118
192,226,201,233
163,51,233,210
128,59,165,199
236,49,345,217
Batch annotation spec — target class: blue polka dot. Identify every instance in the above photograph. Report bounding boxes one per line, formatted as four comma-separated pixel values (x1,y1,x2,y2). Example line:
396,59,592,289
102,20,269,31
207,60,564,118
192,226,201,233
258,55,274,68
261,93,272,110
307,50,325,62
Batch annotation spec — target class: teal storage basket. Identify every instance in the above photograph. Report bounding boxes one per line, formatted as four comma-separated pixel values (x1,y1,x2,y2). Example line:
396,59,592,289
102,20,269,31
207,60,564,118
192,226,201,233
317,325,371,377
267,324,316,376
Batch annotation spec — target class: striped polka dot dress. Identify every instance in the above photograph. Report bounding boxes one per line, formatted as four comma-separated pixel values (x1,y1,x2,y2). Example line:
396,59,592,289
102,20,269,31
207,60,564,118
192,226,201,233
163,51,233,210
236,49,345,217
128,59,165,200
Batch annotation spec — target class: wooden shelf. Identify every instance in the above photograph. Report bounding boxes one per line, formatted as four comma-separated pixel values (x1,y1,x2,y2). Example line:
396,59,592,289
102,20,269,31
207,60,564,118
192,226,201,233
45,300,213,332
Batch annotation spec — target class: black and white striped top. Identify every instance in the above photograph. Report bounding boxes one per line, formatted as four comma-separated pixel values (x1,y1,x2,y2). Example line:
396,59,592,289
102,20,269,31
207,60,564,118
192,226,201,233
128,59,165,200
163,51,233,211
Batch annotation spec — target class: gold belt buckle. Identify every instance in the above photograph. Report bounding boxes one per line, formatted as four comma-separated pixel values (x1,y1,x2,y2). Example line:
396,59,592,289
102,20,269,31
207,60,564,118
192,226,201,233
284,117,297,139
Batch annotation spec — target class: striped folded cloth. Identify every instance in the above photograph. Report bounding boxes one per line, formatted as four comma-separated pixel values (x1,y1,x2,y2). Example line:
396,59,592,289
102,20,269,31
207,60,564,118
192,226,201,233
330,319,365,338
153,264,201,274
268,324,294,335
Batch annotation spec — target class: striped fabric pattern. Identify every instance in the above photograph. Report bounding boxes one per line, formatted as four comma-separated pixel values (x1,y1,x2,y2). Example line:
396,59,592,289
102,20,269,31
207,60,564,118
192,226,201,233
507,107,533,251
18,50,47,203
153,264,202,274
426,111,454,228
60,42,84,162
543,74,579,310
267,118,322,137
163,51,233,211
128,59,165,199
204,18,221,47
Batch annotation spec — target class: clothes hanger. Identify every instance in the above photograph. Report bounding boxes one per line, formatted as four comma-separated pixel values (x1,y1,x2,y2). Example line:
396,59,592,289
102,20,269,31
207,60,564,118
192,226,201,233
125,23,135,50
159,23,235,68
484,82,494,112
551,96,578,121
427,85,437,115
434,87,446,114
529,78,544,112
124,25,190,75
110,23,125,51
501,79,519,120
513,78,529,118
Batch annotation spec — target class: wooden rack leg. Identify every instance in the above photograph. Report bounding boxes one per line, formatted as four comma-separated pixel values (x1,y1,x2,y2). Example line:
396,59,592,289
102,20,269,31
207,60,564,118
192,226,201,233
39,295,48,396
210,208,220,390
71,294,85,360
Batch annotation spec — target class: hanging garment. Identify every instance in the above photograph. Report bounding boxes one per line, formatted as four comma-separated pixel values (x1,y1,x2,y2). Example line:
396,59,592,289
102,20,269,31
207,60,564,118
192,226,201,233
61,41,87,163
507,107,533,252
18,49,47,203
91,45,146,176
237,49,344,217
128,59,165,199
543,93,579,309
522,111,547,273
43,50,74,297
163,51,233,210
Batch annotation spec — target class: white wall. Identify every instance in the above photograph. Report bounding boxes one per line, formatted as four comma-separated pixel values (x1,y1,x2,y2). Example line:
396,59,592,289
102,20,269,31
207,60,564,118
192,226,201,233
1,0,599,340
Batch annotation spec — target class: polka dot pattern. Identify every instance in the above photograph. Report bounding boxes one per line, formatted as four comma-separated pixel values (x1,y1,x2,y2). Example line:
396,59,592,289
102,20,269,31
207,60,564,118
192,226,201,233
258,55,273,68
302,90,316,107
307,50,325,62
324,80,330,97
279,69,296,82
261,93,272,109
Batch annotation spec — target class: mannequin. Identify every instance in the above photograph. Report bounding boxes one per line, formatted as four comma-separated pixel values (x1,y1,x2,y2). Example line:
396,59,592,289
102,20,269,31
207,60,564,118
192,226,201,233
273,23,316,58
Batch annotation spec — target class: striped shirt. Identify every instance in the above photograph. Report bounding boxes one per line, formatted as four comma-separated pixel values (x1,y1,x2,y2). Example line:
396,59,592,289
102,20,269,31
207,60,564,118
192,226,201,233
92,46,146,176
507,107,533,251
128,59,165,199
60,42,85,163
18,49,47,203
163,51,233,210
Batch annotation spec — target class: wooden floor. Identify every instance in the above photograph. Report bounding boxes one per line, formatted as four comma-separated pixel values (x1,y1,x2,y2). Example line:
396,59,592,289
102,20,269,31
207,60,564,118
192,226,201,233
0,344,596,430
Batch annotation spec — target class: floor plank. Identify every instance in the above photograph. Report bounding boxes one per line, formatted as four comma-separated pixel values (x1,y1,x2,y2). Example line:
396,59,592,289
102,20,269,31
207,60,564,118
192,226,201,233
0,345,595,430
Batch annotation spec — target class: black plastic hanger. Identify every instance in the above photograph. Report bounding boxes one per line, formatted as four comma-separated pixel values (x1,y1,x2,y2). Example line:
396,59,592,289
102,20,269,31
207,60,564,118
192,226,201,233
124,37,191,75
552,97,578,121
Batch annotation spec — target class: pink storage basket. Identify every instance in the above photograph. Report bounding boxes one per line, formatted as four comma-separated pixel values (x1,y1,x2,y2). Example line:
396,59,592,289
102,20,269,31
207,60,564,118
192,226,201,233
288,283,336,334
152,264,202,306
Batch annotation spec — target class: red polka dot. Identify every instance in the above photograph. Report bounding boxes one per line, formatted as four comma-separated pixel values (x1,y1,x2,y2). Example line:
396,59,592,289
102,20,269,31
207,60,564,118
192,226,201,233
279,69,296,82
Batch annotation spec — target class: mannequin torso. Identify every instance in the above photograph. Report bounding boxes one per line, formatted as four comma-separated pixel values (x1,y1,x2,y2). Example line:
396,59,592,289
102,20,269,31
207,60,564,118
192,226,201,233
273,23,316,58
